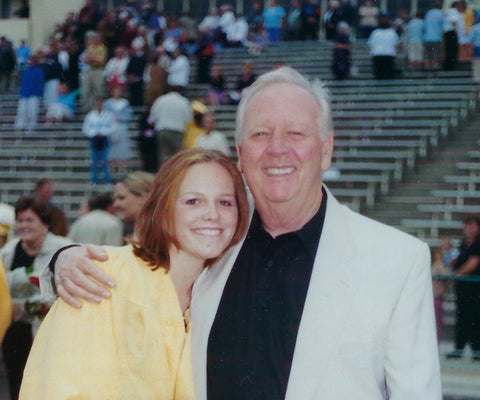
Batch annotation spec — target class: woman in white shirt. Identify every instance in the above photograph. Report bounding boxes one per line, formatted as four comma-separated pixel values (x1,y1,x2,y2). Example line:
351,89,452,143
368,13,400,79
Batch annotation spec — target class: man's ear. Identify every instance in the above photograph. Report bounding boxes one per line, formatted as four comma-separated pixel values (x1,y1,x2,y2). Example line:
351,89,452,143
321,134,334,173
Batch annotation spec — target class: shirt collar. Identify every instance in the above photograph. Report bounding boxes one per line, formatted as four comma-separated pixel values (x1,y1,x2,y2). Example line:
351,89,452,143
250,187,328,258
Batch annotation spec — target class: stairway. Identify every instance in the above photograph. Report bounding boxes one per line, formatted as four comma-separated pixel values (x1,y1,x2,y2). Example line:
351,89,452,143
363,109,480,244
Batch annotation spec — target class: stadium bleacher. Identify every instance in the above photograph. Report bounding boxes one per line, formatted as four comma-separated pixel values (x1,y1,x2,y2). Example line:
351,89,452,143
1,39,480,247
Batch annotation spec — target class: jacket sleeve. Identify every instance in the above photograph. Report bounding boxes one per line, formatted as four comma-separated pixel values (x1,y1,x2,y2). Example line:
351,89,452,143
384,242,442,400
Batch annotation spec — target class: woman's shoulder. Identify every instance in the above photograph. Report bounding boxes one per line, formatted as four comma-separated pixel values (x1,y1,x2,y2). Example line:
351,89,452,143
101,245,161,281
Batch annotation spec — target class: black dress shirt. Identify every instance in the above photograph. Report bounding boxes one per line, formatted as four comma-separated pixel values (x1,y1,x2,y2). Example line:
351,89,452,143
207,189,327,400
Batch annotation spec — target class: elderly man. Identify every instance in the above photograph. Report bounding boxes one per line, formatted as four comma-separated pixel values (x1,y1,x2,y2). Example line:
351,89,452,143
46,67,441,400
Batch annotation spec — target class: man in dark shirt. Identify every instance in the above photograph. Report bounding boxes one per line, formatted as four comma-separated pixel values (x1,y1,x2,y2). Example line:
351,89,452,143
48,67,441,399
448,216,480,360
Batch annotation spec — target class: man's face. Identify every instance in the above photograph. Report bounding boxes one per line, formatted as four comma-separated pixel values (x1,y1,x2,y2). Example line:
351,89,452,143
237,83,333,212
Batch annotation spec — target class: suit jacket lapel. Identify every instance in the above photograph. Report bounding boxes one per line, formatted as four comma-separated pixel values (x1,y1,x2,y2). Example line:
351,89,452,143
285,191,358,400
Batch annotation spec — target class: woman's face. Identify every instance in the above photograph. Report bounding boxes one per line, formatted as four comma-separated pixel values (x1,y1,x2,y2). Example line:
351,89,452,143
114,182,148,222
173,162,239,263
16,208,48,243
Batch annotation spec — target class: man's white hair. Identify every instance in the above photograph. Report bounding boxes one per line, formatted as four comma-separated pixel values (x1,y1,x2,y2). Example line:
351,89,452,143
235,66,334,143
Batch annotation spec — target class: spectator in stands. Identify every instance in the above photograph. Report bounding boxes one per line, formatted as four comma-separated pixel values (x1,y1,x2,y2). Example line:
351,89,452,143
246,1,264,34
104,86,133,177
405,11,424,71
368,13,400,79
448,215,480,360
45,81,79,124
82,96,117,185
0,36,17,91
195,28,216,84
119,18,139,50
468,14,480,81
164,16,189,50
217,4,236,45
422,1,444,71
126,40,147,106
77,0,101,48
80,31,107,112
149,87,192,165
180,10,199,50
47,67,442,400
137,111,158,173
20,149,249,400
113,171,155,238
103,46,130,95
286,0,304,41
144,51,168,108
97,10,122,59
458,0,474,61
207,65,226,106
331,21,351,80
41,44,64,110
68,192,123,246
225,12,249,47
324,0,341,40
183,100,208,150
443,1,462,71
142,4,167,47
167,46,190,93
358,0,378,39
338,0,358,34
34,178,69,237
247,25,270,54
198,7,220,36
14,54,44,133
229,61,257,104
15,39,31,74
431,246,449,340
1,196,71,400
302,0,321,40
65,38,81,91
0,202,15,249
0,259,11,344
195,112,231,156
262,0,286,43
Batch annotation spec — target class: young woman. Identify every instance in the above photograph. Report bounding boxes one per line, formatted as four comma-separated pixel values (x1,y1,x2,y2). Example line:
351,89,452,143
19,149,249,399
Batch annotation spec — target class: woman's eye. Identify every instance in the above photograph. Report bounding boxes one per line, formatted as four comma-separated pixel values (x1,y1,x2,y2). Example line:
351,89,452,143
219,200,233,207
185,199,199,205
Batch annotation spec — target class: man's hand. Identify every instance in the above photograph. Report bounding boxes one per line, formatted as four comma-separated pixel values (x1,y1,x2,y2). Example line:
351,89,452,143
55,245,114,308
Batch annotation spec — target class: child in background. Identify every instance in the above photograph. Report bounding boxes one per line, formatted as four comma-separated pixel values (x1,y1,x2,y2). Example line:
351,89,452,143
45,81,79,123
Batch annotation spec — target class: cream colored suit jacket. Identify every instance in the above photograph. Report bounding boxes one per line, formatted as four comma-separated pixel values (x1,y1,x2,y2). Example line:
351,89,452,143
191,187,442,400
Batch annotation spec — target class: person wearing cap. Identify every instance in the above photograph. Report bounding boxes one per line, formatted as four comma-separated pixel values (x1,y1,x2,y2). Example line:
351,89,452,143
183,100,208,149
